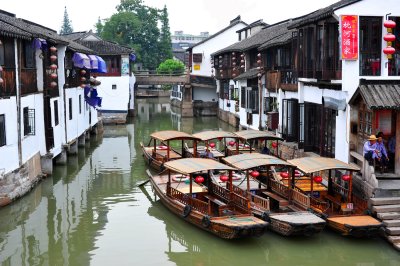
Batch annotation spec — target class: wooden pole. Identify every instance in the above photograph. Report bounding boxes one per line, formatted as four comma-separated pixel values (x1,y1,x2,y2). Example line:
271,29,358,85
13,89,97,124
348,171,353,203
310,173,314,195
246,170,250,193
167,140,170,160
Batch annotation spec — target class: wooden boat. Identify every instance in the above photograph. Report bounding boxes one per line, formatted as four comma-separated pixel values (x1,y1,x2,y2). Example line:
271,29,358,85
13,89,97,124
227,129,283,156
287,157,384,237
219,153,326,236
140,130,201,171
184,130,238,159
146,158,268,239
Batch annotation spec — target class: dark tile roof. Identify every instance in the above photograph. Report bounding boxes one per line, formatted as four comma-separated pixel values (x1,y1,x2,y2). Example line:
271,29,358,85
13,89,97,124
350,82,400,110
189,17,248,49
237,19,268,33
0,10,93,54
258,27,296,51
77,40,134,55
213,20,296,56
0,19,32,39
62,31,90,41
288,0,361,29
233,68,259,81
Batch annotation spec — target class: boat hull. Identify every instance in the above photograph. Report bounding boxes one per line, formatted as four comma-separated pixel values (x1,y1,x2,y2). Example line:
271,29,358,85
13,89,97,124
148,173,268,239
140,142,164,171
326,215,383,237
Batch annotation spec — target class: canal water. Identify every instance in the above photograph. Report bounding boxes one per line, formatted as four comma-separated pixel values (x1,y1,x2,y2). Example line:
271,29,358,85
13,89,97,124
0,97,399,266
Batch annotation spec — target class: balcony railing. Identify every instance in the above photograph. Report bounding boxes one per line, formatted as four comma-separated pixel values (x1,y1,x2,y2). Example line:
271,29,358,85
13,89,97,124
20,68,38,95
0,68,16,97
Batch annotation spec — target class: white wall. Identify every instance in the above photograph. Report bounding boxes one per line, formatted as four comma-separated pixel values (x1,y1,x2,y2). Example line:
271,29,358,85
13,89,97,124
0,98,19,174
20,94,46,163
193,87,218,101
96,75,130,112
65,88,89,143
191,22,247,77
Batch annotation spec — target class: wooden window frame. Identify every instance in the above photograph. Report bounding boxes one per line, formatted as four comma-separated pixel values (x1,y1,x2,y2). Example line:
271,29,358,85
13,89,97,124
0,114,6,146
23,107,35,136
359,16,382,76
69,98,73,120
54,100,59,126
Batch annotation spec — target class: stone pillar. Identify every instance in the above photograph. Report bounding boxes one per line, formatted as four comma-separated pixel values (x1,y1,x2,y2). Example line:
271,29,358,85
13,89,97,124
68,141,78,155
41,154,53,175
181,85,193,117
85,131,91,140
78,134,86,147
55,150,67,165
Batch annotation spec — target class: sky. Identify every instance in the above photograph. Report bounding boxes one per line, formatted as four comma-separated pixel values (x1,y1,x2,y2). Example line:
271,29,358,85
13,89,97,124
0,0,339,35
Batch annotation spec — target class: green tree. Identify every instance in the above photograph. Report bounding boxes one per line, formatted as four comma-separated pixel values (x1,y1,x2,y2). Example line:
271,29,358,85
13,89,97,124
95,17,104,35
158,5,172,62
60,6,73,35
156,59,185,75
115,0,160,70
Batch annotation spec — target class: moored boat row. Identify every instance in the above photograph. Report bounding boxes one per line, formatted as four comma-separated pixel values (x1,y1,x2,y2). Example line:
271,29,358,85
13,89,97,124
142,130,384,240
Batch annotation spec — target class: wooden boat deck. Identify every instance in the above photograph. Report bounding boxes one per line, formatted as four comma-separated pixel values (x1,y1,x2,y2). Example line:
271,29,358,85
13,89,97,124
281,178,328,192
153,174,207,194
186,147,225,158
269,212,325,224
327,215,382,226
143,147,182,160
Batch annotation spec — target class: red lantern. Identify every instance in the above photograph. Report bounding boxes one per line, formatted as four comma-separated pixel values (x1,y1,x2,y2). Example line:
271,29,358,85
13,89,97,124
50,81,57,88
209,142,216,148
195,176,204,183
229,140,235,147
272,142,278,148
384,33,396,42
81,77,87,82
80,69,86,75
217,137,223,141
0,78,3,85
50,64,57,70
280,172,289,179
384,20,396,29
250,170,260,178
384,46,395,55
342,175,351,182
313,176,323,184
50,55,57,62
220,175,229,182
50,73,57,79
50,46,57,53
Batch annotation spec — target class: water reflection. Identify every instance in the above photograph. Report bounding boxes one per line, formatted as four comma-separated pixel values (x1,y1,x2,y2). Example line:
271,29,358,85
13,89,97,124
0,98,399,266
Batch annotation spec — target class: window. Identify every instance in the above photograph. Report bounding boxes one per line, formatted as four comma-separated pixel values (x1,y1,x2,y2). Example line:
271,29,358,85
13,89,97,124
192,53,203,63
264,97,276,114
241,86,246,108
281,99,298,142
23,40,35,68
69,98,73,120
112,84,117,90
247,87,259,113
79,95,82,114
0,114,5,146
358,103,372,138
360,17,382,76
54,100,59,126
23,107,35,136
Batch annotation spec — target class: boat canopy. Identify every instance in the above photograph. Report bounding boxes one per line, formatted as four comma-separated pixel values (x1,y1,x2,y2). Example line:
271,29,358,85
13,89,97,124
223,153,293,170
164,158,235,175
192,130,238,141
234,130,283,141
150,130,201,142
288,157,361,174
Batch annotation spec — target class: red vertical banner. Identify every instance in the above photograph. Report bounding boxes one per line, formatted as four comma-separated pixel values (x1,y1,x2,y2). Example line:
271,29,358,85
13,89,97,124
341,15,358,60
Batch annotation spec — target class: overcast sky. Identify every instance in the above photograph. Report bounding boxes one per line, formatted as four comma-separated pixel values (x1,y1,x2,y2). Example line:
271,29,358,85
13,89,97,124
1,0,339,35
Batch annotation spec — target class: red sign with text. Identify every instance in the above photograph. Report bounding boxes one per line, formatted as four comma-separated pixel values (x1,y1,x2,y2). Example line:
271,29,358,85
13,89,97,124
341,15,358,60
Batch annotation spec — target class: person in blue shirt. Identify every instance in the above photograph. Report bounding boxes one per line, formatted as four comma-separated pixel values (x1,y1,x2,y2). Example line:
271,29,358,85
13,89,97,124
388,135,396,169
363,135,379,164
376,132,389,172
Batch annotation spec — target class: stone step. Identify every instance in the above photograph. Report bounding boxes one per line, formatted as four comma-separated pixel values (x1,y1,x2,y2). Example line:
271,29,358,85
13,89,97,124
372,204,400,213
388,235,400,243
377,212,400,220
369,197,400,206
384,219,400,227
394,243,400,251
386,227,400,235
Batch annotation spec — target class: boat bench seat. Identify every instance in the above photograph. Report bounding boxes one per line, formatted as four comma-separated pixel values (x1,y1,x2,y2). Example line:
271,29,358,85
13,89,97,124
203,194,226,207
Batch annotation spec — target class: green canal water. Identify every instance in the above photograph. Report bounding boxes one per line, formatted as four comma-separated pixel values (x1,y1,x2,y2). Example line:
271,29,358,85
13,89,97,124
0,97,399,266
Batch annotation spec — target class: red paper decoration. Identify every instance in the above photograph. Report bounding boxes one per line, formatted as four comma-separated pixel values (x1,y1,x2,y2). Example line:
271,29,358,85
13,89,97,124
220,175,229,182
250,170,260,178
313,176,323,184
195,176,204,183
342,175,351,182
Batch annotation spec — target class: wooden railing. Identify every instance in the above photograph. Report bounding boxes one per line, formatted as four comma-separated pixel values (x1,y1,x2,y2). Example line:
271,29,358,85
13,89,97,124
0,68,16,97
269,179,290,198
20,68,38,95
291,188,310,209
210,182,229,201
250,194,270,211
230,192,250,213
332,182,349,198
169,187,208,214
232,185,246,197
310,196,330,213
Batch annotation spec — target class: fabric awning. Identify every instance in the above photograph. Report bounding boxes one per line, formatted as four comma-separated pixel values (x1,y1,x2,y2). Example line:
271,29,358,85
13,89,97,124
72,52,91,69
323,96,346,111
88,55,98,70
91,56,107,73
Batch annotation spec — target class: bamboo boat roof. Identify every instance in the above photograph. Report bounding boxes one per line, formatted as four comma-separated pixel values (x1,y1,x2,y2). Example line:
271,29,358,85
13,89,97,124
288,157,361,174
150,130,201,141
192,130,238,141
234,130,283,141
164,158,235,175
223,153,292,170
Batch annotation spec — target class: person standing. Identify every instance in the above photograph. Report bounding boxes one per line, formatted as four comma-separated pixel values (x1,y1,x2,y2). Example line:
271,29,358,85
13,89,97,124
376,132,389,172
